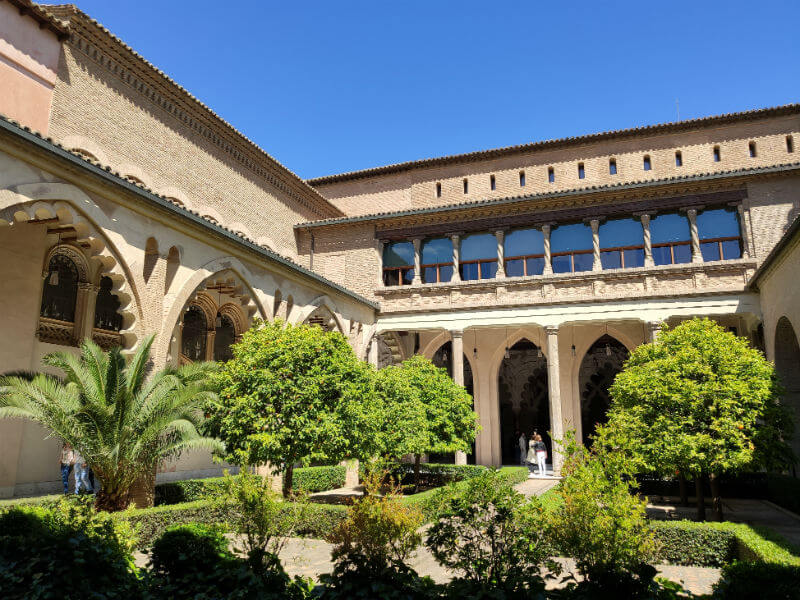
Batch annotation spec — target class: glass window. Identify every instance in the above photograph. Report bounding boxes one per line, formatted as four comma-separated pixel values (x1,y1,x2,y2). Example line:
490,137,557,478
551,223,593,273
697,208,742,261
504,228,545,277
94,276,122,331
213,314,236,362
182,305,207,362
40,253,79,322
460,233,497,280
599,218,644,270
650,213,691,265
421,238,453,283
382,241,415,286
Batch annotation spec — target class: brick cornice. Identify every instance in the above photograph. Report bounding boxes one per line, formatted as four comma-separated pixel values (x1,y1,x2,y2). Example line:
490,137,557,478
48,5,343,221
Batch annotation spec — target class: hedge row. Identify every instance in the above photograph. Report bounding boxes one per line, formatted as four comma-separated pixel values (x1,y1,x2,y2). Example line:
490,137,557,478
382,463,489,488
121,499,347,549
650,520,800,567
153,465,347,505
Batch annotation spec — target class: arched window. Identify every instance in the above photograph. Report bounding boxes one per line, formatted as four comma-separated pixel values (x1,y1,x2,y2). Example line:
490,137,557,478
213,314,236,362
421,238,453,283
504,228,545,277
382,241,415,286
94,276,122,331
650,213,692,265
460,233,497,280
181,305,207,362
697,207,742,261
40,253,79,322
551,223,593,273
599,218,645,269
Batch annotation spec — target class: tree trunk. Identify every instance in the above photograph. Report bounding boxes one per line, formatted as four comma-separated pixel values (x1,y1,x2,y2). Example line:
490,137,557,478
282,464,294,498
678,472,689,507
94,488,130,512
414,454,421,492
709,473,724,521
695,474,706,522
128,466,157,509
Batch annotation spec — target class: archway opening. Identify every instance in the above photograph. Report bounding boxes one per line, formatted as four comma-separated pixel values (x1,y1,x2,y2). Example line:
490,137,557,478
213,313,236,362
775,317,800,461
181,305,207,362
430,341,475,464
578,334,628,445
498,339,549,465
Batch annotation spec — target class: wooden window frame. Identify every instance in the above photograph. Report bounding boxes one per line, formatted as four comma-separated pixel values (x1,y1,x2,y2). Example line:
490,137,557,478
382,266,414,286
551,248,593,273
421,261,453,284
599,243,645,269
651,240,692,264
504,253,545,276
699,235,742,261
459,258,498,280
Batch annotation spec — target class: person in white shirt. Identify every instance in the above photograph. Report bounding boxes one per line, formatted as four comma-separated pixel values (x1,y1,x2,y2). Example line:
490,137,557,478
59,443,75,495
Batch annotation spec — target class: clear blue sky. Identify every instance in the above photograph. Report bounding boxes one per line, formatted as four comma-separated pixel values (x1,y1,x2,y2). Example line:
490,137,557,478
48,1,799,179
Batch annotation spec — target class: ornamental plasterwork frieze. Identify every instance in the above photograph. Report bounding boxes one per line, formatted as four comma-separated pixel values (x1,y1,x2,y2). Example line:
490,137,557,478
61,17,339,219
375,259,756,315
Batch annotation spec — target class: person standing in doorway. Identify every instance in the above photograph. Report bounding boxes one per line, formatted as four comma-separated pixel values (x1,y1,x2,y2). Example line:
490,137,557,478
525,434,537,477
534,434,548,477
518,431,527,466
59,442,75,495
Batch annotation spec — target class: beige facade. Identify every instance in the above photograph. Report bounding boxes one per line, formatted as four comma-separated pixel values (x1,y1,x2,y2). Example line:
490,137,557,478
1,2,800,494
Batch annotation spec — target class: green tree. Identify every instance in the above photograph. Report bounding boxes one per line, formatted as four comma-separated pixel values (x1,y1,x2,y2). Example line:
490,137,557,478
373,355,478,489
206,320,379,497
596,318,793,521
0,336,221,511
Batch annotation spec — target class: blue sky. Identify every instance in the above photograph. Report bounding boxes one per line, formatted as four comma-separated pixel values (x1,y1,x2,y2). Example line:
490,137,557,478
49,1,799,179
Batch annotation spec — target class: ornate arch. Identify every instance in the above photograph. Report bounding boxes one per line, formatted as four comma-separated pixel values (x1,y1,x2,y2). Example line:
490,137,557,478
219,302,248,339
42,243,90,283
294,295,347,334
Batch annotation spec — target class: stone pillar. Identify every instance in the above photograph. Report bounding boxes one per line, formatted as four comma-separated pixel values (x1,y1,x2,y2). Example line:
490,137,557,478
590,219,601,271
545,326,564,474
368,333,379,367
412,238,422,285
736,204,751,259
451,329,467,465
376,239,386,287
641,214,654,267
340,459,359,488
495,230,506,278
687,209,702,263
648,320,665,343
542,225,553,275
205,329,216,361
451,234,461,282
76,282,99,342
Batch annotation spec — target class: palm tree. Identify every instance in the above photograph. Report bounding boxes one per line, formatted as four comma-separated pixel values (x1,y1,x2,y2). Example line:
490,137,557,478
0,334,223,511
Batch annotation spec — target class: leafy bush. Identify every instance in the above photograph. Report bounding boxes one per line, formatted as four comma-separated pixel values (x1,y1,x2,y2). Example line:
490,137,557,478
712,561,800,599
0,498,142,599
154,466,347,505
382,462,488,488
547,438,657,597
651,521,737,566
426,471,555,596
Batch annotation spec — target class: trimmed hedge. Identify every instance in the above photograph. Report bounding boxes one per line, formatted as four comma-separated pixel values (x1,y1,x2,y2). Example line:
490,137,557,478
713,561,800,599
384,463,488,488
153,465,347,505
121,499,347,548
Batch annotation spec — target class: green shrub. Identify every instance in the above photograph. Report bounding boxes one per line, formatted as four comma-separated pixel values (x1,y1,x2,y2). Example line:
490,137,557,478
149,523,233,577
154,466,348,505
712,561,800,599
427,471,555,596
0,498,142,599
651,521,737,566
381,463,488,487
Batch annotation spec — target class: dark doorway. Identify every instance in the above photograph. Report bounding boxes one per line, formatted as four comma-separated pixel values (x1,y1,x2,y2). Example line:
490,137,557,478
430,341,475,464
498,339,549,464
578,334,628,445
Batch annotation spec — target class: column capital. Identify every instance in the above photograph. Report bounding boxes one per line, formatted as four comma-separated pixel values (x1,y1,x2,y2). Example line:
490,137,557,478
637,212,652,224
494,229,506,237
450,329,464,339
412,237,422,248
544,325,559,336
685,207,698,218
647,320,665,342
540,223,552,234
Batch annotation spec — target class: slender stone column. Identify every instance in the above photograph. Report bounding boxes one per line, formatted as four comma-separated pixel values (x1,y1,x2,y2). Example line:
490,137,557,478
545,326,564,474
451,234,461,282
542,225,553,275
687,209,702,263
590,219,601,271
205,329,216,361
451,329,467,465
75,282,99,343
376,239,386,287
640,214,654,267
495,230,506,278
648,320,665,343
412,238,422,284
368,333,379,367
736,204,751,259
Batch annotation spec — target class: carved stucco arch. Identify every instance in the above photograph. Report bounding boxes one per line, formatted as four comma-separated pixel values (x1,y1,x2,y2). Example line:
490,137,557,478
219,302,248,338
293,295,347,334
117,163,153,189
42,243,91,284
156,257,267,363
0,185,141,349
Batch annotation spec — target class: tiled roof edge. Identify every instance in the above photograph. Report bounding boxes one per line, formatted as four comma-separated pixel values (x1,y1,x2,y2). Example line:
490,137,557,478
0,113,377,310
296,161,800,229
8,0,69,39
39,3,343,219
307,104,800,185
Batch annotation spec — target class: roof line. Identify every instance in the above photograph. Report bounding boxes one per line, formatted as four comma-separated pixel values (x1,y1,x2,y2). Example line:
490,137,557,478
41,3,343,219
747,212,800,291
0,114,377,310
7,0,70,39
306,103,800,185
296,161,800,229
